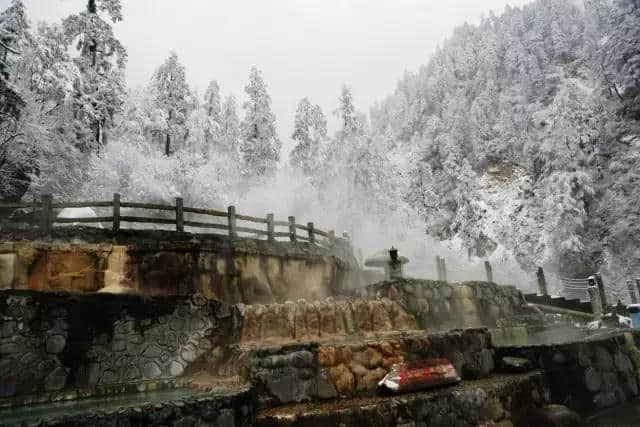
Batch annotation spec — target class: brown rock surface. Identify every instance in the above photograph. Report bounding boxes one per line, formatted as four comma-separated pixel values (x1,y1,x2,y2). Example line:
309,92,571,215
329,363,355,395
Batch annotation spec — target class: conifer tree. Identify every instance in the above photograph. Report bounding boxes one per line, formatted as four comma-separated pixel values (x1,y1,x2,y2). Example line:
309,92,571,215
151,51,190,155
220,95,240,159
289,97,327,176
240,67,280,176
62,0,127,149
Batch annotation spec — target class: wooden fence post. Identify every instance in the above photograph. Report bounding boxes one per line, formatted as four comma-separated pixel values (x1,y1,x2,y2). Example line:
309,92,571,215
588,276,602,319
288,216,297,242
435,255,442,281
266,213,274,241
595,273,608,310
175,197,184,232
440,257,448,283
627,279,638,304
112,193,120,232
536,267,548,296
40,194,52,234
227,206,237,238
484,260,493,283
307,222,315,243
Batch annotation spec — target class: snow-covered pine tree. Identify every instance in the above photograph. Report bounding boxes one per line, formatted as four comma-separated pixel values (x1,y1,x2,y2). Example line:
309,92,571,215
220,94,240,160
240,66,280,177
289,97,327,176
199,80,222,152
150,51,190,156
203,80,221,125
0,0,30,57
62,0,127,149
333,85,360,139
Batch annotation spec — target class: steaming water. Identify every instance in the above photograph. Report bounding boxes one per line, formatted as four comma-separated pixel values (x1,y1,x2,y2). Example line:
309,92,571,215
233,168,535,291
0,389,200,425
490,324,625,347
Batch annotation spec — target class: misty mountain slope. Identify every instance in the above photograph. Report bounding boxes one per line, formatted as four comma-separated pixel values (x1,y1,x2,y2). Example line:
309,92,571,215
372,0,640,283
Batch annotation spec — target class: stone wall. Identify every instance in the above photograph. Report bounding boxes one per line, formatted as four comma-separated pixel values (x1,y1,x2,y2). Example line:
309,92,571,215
255,371,548,427
227,329,495,406
496,331,640,416
361,279,533,330
0,290,236,404
0,228,356,304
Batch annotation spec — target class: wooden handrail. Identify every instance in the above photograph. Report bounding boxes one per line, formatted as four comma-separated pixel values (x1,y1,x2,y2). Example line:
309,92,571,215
0,194,339,246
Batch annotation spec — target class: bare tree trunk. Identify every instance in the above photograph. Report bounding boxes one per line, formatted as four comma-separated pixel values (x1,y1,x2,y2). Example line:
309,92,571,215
165,133,171,156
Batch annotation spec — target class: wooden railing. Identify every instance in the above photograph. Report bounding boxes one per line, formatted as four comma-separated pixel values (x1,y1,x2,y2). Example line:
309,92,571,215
0,193,339,245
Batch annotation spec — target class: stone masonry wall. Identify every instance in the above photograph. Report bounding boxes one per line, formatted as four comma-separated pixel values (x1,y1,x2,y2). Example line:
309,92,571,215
363,278,532,330
0,228,355,305
255,372,548,427
229,329,495,406
496,331,640,416
0,290,235,404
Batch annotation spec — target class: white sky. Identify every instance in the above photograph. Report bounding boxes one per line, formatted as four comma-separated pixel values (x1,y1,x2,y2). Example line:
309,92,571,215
4,0,531,152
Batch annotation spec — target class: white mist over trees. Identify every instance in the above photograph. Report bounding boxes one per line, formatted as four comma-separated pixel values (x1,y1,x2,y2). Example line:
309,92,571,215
1,0,640,295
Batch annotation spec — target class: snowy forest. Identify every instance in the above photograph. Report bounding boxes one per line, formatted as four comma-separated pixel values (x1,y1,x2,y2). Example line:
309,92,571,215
1,0,639,295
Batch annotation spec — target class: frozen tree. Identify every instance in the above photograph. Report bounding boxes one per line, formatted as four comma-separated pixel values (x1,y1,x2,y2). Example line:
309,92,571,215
185,109,209,155
333,85,361,139
289,97,327,176
198,79,222,152
203,80,221,125
0,0,30,54
240,67,280,177
151,51,190,155
220,95,240,159
62,0,127,149
601,0,640,118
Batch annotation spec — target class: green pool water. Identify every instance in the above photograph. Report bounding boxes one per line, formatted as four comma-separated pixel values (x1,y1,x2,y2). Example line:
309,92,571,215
490,325,624,347
0,388,200,425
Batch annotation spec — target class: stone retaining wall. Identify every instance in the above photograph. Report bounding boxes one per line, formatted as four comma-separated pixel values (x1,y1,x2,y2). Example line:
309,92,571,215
0,228,357,304
362,279,532,330
0,290,236,404
228,329,495,406
255,372,548,427
496,331,640,416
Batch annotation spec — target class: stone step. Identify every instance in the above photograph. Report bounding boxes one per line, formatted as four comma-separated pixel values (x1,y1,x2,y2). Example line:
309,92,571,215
255,371,545,427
